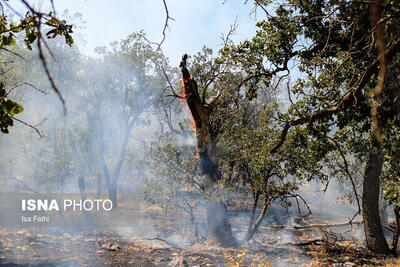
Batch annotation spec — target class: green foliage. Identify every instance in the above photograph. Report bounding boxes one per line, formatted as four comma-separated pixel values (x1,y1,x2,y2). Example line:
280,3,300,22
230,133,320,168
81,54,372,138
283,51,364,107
219,0,400,209
383,157,400,211
139,142,199,214
0,82,23,133
0,2,74,134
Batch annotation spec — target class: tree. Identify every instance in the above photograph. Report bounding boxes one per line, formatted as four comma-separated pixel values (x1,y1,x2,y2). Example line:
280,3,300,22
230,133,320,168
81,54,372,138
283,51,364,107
220,0,400,253
179,54,238,246
87,33,165,208
158,48,314,247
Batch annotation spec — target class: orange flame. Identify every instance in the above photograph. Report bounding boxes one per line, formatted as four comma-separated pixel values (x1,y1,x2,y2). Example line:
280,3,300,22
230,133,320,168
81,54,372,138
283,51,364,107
190,117,197,129
181,75,197,131
181,75,200,160
181,75,193,99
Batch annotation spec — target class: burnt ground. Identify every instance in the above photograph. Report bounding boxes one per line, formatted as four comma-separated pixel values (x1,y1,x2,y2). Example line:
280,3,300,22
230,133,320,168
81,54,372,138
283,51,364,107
0,227,305,266
0,226,399,266
0,197,399,266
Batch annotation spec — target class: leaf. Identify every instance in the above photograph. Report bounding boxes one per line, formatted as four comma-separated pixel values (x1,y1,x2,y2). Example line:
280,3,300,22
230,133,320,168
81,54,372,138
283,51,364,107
385,189,394,200
9,104,23,115
1,128,9,134
65,33,73,46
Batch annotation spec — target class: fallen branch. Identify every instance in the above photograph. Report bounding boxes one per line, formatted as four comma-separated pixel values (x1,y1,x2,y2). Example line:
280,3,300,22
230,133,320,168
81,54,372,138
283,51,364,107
141,236,180,249
259,220,363,230
293,220,362,229
294,239,324,246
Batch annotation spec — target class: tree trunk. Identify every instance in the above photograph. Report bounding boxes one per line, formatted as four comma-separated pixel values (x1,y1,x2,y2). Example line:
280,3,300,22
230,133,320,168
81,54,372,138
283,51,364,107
78,177,90,217
109,180,118,210
78,177,87,201
362,144,390,253
97,91,134,211
103,169,118,210
242,195,269,244
206,200,237,246
180,55,237,247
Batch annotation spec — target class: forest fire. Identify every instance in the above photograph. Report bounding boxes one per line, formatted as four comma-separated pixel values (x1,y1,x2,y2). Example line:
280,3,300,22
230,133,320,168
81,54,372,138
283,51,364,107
2,0,400,266
180,75,199,131
181,75,193,99
180,72,201,159
181,79,202,129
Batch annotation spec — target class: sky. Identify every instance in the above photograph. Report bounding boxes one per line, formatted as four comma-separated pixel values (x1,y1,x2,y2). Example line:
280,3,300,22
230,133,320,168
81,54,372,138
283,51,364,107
9,0,260,66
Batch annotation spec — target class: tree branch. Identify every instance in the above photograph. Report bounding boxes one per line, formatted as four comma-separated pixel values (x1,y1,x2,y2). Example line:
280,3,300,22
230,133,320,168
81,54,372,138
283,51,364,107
37,19,67,114
5,82,48,96
11,117,43,137
270,38,400,153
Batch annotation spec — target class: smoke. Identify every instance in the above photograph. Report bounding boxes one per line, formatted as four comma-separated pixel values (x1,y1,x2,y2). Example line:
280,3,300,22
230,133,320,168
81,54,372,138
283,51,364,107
0,13,375,267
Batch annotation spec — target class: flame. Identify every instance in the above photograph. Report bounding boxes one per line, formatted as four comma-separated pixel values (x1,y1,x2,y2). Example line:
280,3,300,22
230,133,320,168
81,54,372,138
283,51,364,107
181,75,200,160
181,75,193,99
182,75,193,83
190,117,196,129
180,80,186,99
181,75,197,131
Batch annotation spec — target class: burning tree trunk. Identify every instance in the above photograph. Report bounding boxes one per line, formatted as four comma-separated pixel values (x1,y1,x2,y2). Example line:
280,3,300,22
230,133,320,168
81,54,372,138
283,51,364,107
180,54,237,247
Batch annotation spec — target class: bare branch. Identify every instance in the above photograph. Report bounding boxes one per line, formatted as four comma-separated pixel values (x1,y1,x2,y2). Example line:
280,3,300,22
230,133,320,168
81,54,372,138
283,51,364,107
5,82,48,96
242,194,270,243
326,135,361,215
11,117,43,137
238,54,294,93
155,0,175,50
294,220,362,229
205,83,222,109
36,20,67,114
219,17,238,47
156,60,184,99
34,113,51,127
0,47,25,60
4,0,67,113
